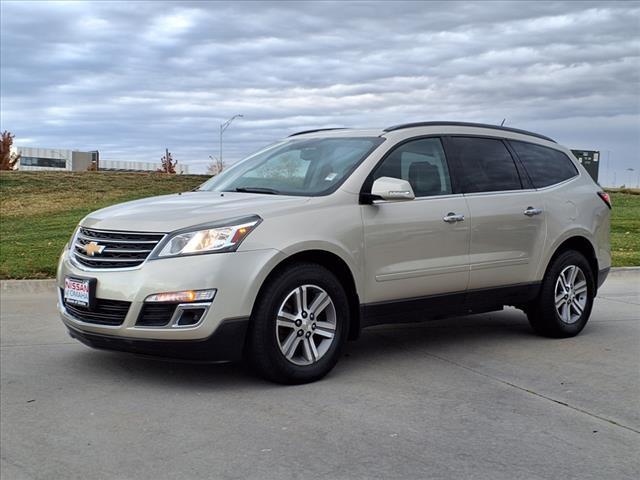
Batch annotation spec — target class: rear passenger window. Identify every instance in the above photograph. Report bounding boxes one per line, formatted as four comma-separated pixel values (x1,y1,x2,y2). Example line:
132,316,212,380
372,138,452,197
449,137,522,193
510,141,578,188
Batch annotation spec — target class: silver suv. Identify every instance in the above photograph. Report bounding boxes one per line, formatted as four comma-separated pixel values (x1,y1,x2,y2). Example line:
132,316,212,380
57,122,611,384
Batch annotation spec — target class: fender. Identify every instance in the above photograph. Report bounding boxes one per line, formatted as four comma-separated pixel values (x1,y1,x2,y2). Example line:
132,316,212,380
278,240,364,298
537,227,598,280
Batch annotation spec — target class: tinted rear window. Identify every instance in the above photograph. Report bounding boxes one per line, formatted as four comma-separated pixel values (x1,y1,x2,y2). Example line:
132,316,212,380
450,137,522,193
510,141,578,188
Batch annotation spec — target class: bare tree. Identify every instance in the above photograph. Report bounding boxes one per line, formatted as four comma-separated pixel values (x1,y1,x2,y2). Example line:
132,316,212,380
0,131,21,170
158,148,178,174
206,155,225,176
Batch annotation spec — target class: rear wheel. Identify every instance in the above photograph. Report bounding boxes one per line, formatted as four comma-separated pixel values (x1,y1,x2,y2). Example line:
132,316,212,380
527,250,595,338
247,263,349,384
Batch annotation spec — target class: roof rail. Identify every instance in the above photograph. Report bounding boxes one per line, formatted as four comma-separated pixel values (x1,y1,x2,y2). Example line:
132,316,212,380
382,121,556,143
289,128,349,137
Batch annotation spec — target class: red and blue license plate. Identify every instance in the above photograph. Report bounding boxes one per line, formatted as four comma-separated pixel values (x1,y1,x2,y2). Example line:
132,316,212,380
64,277,95,308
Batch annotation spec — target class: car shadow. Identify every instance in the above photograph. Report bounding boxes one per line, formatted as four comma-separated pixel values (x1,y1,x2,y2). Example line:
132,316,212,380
65,308,558,389
67,347,264,389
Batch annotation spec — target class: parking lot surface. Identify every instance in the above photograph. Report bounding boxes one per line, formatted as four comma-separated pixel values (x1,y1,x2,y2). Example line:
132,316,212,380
1,272,639,480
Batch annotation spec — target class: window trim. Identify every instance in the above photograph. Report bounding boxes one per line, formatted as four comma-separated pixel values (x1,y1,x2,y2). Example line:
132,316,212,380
369,192,466,206
532,174,579,191
503,140,534,189
506,139,579,189
443,134,527,195
359,135,459,203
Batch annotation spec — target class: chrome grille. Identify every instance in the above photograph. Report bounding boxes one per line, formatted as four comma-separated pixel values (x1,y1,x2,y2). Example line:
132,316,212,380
72,227,164,269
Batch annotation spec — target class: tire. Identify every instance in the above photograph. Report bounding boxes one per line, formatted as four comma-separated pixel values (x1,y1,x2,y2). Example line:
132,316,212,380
527,250,595,338
246,263,350,384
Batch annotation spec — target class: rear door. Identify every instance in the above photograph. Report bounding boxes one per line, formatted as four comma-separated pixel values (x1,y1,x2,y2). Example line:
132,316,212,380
446,136,546,290
361,137,470,304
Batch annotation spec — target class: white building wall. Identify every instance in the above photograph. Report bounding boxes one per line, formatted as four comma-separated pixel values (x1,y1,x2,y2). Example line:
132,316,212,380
18,165,65,171
16,147,73,171
14,147,191,174
100,160,190,174
99,160,157,171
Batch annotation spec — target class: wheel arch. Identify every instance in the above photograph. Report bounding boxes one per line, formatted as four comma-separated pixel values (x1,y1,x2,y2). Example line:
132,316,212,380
543,234,600,288
252,249,362,340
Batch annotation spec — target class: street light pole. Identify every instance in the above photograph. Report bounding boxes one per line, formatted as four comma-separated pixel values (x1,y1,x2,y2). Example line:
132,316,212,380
626,168,638,189
219,114,243,166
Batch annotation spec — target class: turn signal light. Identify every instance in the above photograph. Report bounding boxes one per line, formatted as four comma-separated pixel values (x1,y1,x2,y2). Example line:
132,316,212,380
145,289,216,303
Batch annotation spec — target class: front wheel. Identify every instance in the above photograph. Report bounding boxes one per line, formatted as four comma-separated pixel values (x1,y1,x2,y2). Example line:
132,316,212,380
527,250,595,338
246,263,349,384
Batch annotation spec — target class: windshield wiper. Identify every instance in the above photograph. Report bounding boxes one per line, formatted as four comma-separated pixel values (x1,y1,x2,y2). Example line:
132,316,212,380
229,187,281,195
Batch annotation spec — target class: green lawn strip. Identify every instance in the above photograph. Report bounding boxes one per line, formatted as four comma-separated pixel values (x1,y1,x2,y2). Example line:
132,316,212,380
1,172,205,279
0,209,86,278
609,192,640,267
0,173,638,278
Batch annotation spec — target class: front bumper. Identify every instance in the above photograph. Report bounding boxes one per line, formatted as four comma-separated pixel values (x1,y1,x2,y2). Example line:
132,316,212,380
57,246,285,358
66,318,249,362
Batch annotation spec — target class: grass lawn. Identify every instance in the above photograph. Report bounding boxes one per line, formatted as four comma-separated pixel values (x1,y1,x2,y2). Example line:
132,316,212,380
0,171,206,279
0,172,638,278
609,191,640,267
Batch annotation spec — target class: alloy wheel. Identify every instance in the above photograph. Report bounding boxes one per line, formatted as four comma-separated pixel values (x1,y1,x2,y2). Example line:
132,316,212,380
554,265,588,324
276,284,337,366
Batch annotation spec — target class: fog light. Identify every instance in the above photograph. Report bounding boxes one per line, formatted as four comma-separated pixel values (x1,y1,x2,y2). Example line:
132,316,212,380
145,289,216,303
176,308,206,326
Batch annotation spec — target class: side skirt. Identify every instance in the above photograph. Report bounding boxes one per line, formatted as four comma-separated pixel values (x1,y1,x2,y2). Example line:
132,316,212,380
360,282,541,329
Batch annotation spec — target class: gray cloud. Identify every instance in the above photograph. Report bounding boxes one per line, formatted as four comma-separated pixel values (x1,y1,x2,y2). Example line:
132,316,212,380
1,0,638,184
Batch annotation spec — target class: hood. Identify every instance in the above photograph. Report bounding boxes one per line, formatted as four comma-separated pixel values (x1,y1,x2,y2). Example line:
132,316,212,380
81,191,312,232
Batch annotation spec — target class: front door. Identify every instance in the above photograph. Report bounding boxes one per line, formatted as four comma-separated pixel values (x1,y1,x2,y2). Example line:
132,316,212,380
361,137,470,305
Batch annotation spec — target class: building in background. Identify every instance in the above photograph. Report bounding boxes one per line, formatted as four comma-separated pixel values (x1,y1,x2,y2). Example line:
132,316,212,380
99,159,189,174
571,149,600,183
14,146,189,173
16,146,98,171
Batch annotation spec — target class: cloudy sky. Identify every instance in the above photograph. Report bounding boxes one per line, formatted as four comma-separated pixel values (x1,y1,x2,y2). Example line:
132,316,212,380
1,0,639,184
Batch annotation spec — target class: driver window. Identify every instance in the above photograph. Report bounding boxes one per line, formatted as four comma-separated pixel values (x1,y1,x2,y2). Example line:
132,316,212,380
372,137,452,197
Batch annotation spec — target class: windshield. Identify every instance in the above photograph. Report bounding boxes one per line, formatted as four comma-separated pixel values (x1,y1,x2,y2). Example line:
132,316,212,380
198,137,384,196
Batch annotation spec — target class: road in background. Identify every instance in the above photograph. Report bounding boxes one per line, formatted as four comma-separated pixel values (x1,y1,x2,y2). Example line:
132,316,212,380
1,273,639,479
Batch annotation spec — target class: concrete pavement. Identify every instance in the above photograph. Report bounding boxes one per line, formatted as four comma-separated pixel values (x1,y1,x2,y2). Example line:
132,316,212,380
1,273,639,479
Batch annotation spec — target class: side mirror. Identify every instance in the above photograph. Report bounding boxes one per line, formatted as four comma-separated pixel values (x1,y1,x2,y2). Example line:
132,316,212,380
370,176,415,201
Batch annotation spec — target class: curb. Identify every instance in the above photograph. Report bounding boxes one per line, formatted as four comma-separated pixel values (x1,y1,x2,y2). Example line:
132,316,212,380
1,279,57,294
607,267,640,277
1,267,638,294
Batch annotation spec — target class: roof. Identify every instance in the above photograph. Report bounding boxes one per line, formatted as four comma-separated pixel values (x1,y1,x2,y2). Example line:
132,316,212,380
288,121,556,143
287,128,383,138
382,121,556,143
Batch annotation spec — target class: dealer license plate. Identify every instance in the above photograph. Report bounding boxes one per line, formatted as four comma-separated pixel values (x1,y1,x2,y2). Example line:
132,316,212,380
64,277,92,307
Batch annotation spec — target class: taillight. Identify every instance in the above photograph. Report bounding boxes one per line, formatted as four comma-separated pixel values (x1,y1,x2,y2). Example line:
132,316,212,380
597,191,612,209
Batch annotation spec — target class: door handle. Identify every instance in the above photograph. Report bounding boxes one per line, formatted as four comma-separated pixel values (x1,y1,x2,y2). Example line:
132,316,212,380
443,212,465,223
524,207,543,217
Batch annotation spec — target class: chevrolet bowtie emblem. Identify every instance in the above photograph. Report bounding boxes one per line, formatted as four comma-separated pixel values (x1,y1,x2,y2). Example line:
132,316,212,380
83,241,106,256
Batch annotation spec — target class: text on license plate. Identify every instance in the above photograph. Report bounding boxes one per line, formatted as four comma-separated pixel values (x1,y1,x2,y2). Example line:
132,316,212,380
64,277,90,307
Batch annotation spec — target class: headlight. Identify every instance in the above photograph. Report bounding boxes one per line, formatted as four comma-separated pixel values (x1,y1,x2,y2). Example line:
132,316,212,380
156,216,261,258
